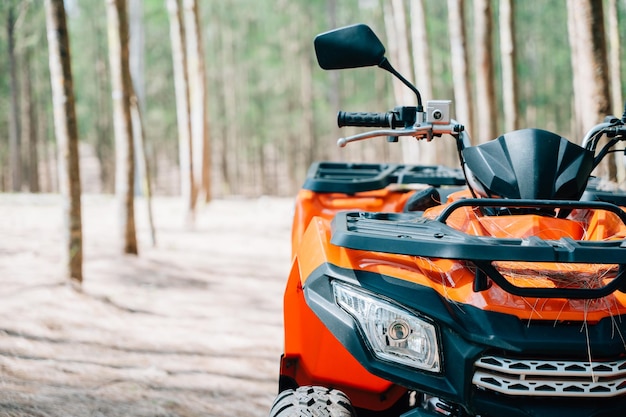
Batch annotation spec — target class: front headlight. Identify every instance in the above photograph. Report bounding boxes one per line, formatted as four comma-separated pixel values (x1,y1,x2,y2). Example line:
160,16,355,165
332,281,440,373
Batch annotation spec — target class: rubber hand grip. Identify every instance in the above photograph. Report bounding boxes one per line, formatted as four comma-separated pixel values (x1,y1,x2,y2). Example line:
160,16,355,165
337,111,394,128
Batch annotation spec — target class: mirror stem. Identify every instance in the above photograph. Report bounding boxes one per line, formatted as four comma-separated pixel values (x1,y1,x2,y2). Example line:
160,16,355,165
378,58,423,112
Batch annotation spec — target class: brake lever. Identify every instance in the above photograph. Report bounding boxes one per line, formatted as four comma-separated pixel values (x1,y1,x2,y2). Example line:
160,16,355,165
337,128,418,147
337,123,460,147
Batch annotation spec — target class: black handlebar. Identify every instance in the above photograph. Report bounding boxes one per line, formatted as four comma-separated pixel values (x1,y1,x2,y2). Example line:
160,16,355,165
337,111,401,128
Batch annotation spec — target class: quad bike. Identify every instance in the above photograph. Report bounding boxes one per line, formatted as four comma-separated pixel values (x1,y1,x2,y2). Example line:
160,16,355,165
269,24,626,417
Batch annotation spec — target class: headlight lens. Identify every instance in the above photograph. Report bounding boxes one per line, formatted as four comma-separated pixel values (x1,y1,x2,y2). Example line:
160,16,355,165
332,281,440,372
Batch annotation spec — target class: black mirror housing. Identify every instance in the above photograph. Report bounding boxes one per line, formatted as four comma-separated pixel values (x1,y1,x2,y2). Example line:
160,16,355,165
314,24,385,70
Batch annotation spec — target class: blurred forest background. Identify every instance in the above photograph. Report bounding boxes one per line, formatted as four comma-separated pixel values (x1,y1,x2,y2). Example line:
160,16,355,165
1,0,625,199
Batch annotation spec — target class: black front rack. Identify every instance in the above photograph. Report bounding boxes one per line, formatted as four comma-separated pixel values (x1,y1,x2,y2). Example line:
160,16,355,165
303,162,465,193
331,199,626,299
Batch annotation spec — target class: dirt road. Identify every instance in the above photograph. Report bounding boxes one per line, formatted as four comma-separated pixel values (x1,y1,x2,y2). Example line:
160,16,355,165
0,194,293,417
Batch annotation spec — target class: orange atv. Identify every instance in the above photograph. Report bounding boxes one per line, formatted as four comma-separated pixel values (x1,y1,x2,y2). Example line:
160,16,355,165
270,24,626,417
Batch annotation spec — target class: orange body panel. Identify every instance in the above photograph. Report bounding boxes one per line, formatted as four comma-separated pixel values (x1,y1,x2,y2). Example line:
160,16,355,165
291,188,415,258
282,249,407,410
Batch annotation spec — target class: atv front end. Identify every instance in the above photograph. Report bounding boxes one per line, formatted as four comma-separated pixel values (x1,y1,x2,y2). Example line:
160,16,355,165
276,203,626,417
271,162,626,417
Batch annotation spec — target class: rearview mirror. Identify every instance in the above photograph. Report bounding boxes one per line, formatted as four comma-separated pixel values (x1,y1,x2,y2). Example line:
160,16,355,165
314,24,385,70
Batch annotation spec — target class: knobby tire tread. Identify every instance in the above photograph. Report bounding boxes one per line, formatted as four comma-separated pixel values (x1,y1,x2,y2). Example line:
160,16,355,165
269,386,356,417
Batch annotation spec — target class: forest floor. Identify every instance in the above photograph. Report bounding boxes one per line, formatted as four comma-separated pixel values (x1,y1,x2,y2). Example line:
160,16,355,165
0,193,293,417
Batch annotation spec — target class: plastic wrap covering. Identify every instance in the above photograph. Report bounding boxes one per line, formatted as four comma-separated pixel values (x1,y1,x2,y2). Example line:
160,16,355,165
415,196,626,320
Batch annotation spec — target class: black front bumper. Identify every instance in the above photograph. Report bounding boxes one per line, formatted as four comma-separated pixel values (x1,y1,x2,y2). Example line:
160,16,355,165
304,263,626,417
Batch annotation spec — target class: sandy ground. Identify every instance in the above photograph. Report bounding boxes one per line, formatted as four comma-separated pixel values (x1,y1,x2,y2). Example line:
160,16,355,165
0,193,293,417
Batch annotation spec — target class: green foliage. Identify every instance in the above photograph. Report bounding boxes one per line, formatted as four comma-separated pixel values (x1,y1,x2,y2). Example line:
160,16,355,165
515,1,573,134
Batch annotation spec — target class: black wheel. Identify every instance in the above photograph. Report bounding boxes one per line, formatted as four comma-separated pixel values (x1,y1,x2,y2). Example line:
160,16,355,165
269,386,356,417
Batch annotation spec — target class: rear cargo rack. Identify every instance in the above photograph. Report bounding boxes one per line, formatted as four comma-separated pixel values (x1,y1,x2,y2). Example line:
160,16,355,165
303,162,465,193
331,199,626,299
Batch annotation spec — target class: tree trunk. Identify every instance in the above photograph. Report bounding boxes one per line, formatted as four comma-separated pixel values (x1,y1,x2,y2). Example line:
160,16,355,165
447,0,473,143
566,0,614,180
277,0,300,194
94,21,115,193
129,0,146,198
607,0,623,116
183,0,211,203
44,0,83,286
325,0,341,162
410,0,432,100
299,5,316,171
216,9,236,195
409,0,443,165
474,0,498,143
567,3,584,140
211,34,228,197
300,58,316,171
106,0,138,254
607,0,624,183
21,50,40,192
385,0,423,164
40,114,56,193
167,0,196,219
8,7,22,192
130,94,156,246
129,0,145,109
499,0,519,132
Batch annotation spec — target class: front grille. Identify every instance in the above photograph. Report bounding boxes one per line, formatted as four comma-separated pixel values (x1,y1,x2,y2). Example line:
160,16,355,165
473,355,626,398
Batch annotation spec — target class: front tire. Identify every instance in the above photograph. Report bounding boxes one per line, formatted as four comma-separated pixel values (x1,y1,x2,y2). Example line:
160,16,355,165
269,386,356,417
